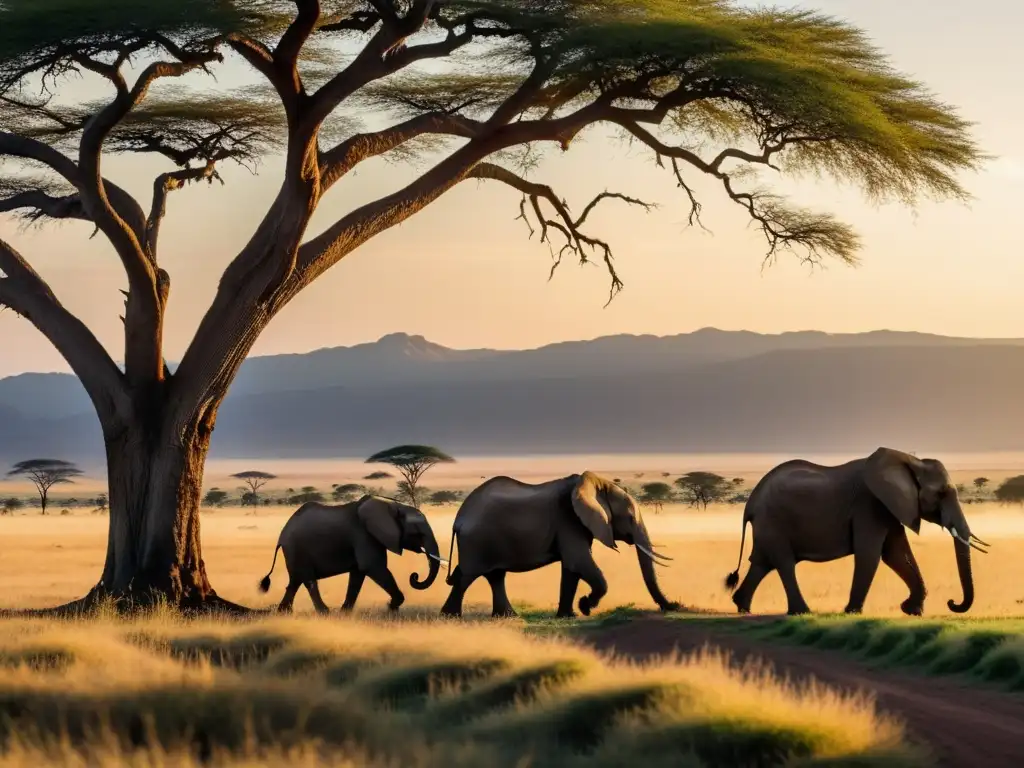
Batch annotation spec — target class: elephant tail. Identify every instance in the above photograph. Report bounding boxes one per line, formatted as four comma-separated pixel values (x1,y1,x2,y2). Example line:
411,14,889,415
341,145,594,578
724,516,749,592
258,544,281,593
445,532,458,586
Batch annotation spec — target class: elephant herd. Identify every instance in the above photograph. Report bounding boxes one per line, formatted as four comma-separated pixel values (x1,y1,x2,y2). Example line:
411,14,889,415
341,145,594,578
258,448,989,618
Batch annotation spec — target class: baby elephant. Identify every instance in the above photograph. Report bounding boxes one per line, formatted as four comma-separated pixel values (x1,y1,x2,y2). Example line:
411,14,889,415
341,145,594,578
258,495,446,613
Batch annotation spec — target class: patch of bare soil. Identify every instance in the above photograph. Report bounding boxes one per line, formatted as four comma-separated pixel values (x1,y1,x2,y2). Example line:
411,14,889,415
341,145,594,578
583,615,1024,768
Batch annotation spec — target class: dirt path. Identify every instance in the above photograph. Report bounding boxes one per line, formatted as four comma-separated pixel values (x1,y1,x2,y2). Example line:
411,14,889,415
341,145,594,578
582,615,1024,768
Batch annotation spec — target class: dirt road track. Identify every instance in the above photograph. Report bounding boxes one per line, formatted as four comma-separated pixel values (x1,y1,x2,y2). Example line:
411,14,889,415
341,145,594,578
583,615,1024,768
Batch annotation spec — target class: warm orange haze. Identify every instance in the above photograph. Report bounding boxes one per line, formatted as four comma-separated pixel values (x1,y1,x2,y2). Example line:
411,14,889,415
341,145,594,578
1,1,1023,767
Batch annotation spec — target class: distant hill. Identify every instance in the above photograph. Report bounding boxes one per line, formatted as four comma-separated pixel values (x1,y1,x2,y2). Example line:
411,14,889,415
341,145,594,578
2,329,1024,464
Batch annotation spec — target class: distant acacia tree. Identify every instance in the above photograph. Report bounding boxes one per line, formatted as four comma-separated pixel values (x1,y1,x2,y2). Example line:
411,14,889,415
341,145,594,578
289,486,324,504
974,477,990,491
230,471,277,506
428,490,463,506
2,497,23,515
0,1,980,613
363,471,394,481
638,482,674,513
202,489,229,507
6,459,82,515
332,483,366,503
366,445,455,508
675,472,732,511
994,476,1024,505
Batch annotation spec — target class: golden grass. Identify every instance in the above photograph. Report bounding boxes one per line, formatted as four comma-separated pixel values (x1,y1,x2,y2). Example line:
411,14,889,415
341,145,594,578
2,503,1024,617
0,612,919,767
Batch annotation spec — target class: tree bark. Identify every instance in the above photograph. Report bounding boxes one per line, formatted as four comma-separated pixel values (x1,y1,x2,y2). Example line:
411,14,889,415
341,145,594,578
61,399,248,616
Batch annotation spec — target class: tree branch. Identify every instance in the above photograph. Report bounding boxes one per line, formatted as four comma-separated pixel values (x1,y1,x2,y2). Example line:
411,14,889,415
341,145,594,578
319,111,483,190
75,47,223,384
465,162,655,305
0,240,126,425
613,118,858,265
0,189,90,223
146,161,223,257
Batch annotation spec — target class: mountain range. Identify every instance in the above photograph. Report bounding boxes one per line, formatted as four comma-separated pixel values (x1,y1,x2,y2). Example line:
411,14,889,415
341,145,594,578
2,328,1024,467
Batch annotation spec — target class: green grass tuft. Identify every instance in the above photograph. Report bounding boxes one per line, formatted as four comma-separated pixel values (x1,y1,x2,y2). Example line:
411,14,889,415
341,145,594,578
734,615,1024,691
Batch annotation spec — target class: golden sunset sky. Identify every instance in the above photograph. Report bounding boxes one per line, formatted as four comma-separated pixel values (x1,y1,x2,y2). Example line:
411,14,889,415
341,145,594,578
1,0,1021,378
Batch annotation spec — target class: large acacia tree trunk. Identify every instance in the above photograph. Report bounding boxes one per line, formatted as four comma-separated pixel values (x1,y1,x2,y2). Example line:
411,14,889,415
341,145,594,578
71,397,236,614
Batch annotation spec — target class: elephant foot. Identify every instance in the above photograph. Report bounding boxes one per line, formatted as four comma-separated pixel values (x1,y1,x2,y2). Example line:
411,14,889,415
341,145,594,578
439,606,462,619
659,601,682,613
339,604,355,613
388,594,405,612
578,595,593,617
900,598,924,617
491,607,518,619
555,610,577,619
843,604,863,615
787,607,811,616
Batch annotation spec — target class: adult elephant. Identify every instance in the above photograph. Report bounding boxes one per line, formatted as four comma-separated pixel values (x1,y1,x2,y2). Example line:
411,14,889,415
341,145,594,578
725,448,989,616
258,495,446,613
439,471,680,618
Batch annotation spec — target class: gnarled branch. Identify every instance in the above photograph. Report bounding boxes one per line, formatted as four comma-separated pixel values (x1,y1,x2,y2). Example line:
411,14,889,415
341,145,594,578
0,240,126,424
614,118,859,265
465,162,656,305
146,161,222,257
319,111,482,190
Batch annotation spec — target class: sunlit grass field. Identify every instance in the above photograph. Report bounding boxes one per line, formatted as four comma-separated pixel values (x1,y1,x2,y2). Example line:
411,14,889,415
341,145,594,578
0,611,921,767
2,501,1023,617
2,463,1024,766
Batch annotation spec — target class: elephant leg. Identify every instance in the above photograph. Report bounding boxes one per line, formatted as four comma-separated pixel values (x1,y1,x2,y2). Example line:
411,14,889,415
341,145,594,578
341,571,366,612
278,577,302,613
439,566,479,618
732,562,773,614
575,557,608,616
305,580,330,615
366,565,405,611
881,527,927,616
844,550,882,614
775,556,811,616
485,570,517,618
556,568,582,618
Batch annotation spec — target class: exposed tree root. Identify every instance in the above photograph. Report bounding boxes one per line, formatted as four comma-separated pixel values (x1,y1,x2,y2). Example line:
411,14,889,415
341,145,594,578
0,586,266,621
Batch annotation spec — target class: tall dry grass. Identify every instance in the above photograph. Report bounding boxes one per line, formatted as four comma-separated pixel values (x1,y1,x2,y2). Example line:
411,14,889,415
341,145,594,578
0,611,921,767
2,503,1023,617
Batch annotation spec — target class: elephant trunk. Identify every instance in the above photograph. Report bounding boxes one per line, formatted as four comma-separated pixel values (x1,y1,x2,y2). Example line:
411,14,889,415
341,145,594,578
410,530,441,590
942,494,975,614
635,521,677,612
947,536,974,614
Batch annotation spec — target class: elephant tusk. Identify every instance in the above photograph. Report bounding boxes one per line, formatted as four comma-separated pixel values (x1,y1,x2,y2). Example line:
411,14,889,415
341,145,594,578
636,543,672,564
421,547,449,565
971,533,991,548
949,528,987,553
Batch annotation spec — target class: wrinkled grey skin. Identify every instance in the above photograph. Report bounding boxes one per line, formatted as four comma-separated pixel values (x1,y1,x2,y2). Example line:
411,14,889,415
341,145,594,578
725,447,988,616
258,495,444,613
439,471,679,618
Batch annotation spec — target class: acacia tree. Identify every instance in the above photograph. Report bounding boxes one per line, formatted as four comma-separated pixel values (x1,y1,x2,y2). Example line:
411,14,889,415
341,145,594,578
231,470,277,505
366,444,455,507
0,1,980,613
6,459,83,515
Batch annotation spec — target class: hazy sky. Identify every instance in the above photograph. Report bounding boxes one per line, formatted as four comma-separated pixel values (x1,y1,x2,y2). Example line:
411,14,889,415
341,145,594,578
1,0,1022,377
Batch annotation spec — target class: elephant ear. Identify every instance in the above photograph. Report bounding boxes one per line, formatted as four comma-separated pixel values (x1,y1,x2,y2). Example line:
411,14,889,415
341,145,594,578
571,472,617,550
357,496,403,554
864,448,922,533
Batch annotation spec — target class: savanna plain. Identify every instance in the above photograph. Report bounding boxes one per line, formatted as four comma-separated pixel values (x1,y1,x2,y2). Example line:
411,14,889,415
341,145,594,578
2,455,1024,767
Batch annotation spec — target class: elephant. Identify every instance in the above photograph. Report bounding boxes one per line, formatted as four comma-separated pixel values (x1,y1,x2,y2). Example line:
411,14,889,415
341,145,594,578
724,447,990,617
439,471,680,618
258,495,446,613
